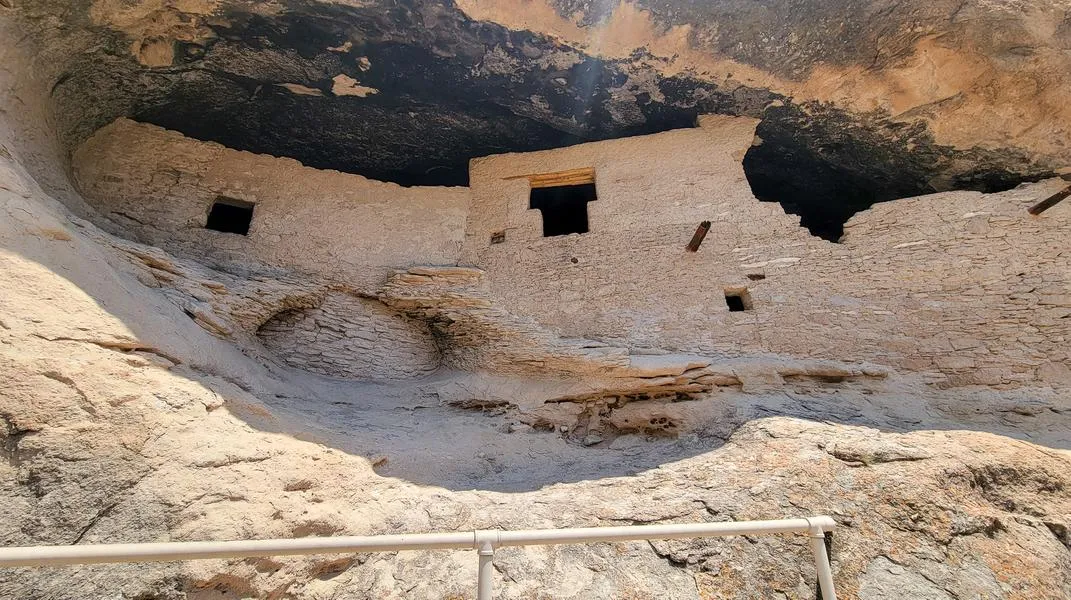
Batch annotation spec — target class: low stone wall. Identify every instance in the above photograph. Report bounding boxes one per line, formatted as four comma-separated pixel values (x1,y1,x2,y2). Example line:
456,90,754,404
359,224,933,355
257,292,441,380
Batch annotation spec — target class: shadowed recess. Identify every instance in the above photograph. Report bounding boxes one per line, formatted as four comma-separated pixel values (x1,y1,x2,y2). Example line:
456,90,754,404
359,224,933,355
742,104,1051,241
530,183,596,236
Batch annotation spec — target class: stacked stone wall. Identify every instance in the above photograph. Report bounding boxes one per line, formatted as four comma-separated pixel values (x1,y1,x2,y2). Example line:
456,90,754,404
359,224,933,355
256,292,441,380
73,116,1071,387
73,119,469,291
465,116,1070,387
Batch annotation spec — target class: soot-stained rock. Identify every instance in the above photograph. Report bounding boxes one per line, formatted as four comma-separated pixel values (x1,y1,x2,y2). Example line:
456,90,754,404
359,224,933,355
12,0,1062,231
124,1,706,185
561,0,942,77
744,102,1052,240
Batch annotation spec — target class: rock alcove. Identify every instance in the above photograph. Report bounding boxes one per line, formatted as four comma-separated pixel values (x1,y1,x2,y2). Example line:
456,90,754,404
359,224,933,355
16,0,1060,240
2,1,1071,599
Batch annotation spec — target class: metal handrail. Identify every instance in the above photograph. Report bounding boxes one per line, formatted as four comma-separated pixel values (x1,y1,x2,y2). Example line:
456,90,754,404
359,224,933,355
0,516,837,599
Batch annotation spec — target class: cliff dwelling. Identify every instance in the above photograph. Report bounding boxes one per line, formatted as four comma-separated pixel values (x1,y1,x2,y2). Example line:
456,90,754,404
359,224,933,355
1,1,1070,599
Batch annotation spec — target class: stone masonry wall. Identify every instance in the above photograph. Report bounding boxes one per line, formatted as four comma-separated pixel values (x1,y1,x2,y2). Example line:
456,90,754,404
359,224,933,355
257,292,441,380
465,115,1071,387
72,116,1070,387
72,118,469,291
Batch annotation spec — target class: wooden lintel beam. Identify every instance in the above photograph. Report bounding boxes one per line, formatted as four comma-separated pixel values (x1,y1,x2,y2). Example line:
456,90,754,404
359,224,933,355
503,167,595,188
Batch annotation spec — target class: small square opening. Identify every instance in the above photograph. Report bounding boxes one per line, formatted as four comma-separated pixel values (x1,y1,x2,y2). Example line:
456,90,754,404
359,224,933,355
206,197,254,235
724,288,752,312
530,183,596,237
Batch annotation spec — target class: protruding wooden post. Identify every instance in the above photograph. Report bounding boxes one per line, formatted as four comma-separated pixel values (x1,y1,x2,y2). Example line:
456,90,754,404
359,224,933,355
686,221,711,252
1028,184,1071,215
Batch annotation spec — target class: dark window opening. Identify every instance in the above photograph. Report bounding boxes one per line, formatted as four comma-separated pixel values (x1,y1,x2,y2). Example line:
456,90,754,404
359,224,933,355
206,197,254,235
530,183,596,237
725,295,746,312
724,288,752,312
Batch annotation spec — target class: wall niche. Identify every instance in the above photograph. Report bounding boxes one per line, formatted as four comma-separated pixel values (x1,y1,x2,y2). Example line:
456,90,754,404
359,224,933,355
257,292,440,380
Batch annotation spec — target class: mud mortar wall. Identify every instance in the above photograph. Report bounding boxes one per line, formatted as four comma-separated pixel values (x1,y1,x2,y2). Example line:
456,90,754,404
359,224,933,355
466,116,1071,387
73,116,1071,387
257,292,441,380
72,118,470,291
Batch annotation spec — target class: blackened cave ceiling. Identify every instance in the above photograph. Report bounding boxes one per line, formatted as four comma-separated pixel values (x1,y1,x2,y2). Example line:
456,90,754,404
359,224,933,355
11,0,1071,239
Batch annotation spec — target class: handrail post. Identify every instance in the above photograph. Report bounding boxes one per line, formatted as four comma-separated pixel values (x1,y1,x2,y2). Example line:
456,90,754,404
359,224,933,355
806,518,837,600
474,530,500,600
